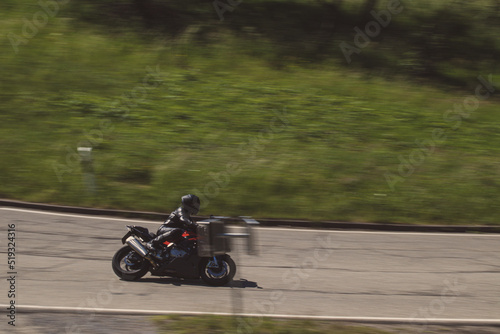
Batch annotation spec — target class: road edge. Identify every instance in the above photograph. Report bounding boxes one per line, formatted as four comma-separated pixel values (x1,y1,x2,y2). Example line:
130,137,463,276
1,198,499,233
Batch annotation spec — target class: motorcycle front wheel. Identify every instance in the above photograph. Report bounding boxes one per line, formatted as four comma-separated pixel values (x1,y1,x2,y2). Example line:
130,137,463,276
112,245,150,281
200,255,236,286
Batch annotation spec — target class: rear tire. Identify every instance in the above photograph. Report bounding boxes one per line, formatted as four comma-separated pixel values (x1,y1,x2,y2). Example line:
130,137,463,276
112,245,150,281
200,255,236,286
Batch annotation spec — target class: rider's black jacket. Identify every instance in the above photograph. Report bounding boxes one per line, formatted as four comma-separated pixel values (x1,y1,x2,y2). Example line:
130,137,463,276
161,207,196,230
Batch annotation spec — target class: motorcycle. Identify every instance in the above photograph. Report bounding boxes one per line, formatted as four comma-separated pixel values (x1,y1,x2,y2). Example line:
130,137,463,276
112,224,236,286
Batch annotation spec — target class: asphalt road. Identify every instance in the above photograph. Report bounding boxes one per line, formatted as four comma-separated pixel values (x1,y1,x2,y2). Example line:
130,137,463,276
1,207,499,333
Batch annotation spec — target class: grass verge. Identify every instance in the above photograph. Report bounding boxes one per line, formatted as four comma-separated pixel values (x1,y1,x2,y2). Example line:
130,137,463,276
151,315,395,334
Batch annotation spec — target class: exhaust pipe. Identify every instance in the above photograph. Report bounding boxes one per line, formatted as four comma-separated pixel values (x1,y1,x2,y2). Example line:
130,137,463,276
126,236,149,258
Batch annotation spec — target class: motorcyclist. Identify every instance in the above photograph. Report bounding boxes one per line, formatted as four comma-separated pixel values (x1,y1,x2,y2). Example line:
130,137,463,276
145,194,200,258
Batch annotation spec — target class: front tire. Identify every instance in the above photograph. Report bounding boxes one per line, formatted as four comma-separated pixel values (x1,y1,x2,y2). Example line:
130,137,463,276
200,255,236,286
112,245,150,281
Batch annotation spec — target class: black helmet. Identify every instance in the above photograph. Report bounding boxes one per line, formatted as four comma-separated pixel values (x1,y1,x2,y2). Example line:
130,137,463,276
181,194,200,215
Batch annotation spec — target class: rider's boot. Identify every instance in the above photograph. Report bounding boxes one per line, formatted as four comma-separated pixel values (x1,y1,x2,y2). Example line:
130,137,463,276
145,240,163,260
146,235,176,261
145,240,156,252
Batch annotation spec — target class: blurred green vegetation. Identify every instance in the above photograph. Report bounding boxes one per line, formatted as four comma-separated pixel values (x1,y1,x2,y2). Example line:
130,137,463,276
1,0,500,225
152,315,394,333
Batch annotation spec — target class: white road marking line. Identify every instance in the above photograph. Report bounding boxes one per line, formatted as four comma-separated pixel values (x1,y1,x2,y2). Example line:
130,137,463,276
257,226,500,236
0,207,156,224
1,207,499,237
3,304,500,325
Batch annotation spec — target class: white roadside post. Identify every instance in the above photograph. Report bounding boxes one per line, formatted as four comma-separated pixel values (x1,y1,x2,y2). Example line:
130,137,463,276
223,217,259,316
77,147,96,195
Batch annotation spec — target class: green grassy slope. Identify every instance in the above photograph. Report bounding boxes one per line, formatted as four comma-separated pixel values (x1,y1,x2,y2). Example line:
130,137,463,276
1,1,499,225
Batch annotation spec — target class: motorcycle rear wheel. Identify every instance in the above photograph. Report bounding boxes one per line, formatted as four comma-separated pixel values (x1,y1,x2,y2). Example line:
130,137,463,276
200,255,236,286
112,245,150,281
